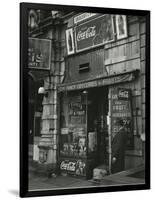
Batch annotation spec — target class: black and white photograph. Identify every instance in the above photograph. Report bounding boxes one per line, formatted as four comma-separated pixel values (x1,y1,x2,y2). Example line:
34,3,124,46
20,3,150,198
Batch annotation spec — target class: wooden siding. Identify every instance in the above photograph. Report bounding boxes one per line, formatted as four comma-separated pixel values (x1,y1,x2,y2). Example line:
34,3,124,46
65,15,141,84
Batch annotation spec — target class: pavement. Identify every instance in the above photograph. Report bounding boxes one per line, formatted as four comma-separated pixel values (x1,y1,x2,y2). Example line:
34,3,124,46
28,158,145,191
29,173,94,191
28,158,110,191
28,171,144,191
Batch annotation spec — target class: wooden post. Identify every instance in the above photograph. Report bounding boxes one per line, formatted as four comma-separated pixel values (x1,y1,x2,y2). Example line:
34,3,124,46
108,88,112,174
83,90,88,178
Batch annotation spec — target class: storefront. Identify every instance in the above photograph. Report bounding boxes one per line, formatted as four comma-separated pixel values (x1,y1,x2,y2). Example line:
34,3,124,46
58,88,108,178
58,70,137,178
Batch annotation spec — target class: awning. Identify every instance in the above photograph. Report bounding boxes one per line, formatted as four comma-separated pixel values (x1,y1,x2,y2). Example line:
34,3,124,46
58,70,139,92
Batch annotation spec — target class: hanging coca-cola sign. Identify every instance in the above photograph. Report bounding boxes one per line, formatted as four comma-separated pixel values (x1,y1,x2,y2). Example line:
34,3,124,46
75,15,115,52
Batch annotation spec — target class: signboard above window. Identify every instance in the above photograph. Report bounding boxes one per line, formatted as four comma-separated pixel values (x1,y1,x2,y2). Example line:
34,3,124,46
28,38,51,70
75,15,115,52
74,13,98,24
65,14,128,55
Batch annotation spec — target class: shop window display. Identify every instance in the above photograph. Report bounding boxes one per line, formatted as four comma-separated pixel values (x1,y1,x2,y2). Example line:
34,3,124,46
59,88,109,178
60,92,88,158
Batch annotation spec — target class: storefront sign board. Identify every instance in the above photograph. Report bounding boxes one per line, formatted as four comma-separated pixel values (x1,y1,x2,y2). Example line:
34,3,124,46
74,13,97,24
75,15,115,52
58,72,135,92
28,38,51,70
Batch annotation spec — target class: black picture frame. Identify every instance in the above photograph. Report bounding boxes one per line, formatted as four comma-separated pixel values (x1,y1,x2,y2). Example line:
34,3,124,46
20,2,150,198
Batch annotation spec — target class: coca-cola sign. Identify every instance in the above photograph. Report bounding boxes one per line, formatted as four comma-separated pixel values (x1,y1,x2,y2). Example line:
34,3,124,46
60,159,86,176
75,15,115,52
77,26,96,41
118,88,131,100
60,161,76,172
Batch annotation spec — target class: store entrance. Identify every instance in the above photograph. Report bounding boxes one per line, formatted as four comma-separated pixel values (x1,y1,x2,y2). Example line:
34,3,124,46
87,87,109,166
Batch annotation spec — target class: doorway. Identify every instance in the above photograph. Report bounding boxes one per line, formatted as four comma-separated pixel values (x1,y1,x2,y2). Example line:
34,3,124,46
87,87,109,166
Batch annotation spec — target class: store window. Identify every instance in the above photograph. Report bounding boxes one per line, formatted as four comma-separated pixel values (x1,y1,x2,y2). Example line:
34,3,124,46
59,87,109,177
60,88,109,159
60,91,87,158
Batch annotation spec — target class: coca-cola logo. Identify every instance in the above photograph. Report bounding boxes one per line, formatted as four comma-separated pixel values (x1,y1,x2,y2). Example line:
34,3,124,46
77,26,96,41
60,161,76,171
118,90,129,99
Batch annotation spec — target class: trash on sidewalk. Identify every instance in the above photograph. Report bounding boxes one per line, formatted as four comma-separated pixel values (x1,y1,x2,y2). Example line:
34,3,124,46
92,164,108,182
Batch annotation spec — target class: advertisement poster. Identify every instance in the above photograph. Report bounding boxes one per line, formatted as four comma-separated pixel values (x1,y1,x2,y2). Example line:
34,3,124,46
75,15,115,52
115,15,128,40
60,159,86,176
111,88,133,148
68,95,86,126
66,28,75,55
28,38,51,70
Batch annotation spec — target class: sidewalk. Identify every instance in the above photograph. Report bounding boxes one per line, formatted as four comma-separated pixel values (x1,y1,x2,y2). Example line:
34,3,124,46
29,173,94,191
28,163,145,191
28,172,139,191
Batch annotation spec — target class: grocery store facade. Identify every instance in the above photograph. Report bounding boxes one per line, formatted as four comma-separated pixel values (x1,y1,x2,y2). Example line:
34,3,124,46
28,10,146,178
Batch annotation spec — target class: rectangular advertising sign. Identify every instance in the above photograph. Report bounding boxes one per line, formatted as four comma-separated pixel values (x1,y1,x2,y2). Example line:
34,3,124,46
60,159,86,176
75,15,115,52
110,88,133,149
28,38,51,70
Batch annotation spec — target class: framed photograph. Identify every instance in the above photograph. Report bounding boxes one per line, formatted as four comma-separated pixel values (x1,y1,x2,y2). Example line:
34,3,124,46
115,15,128,40
20,2,150,198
